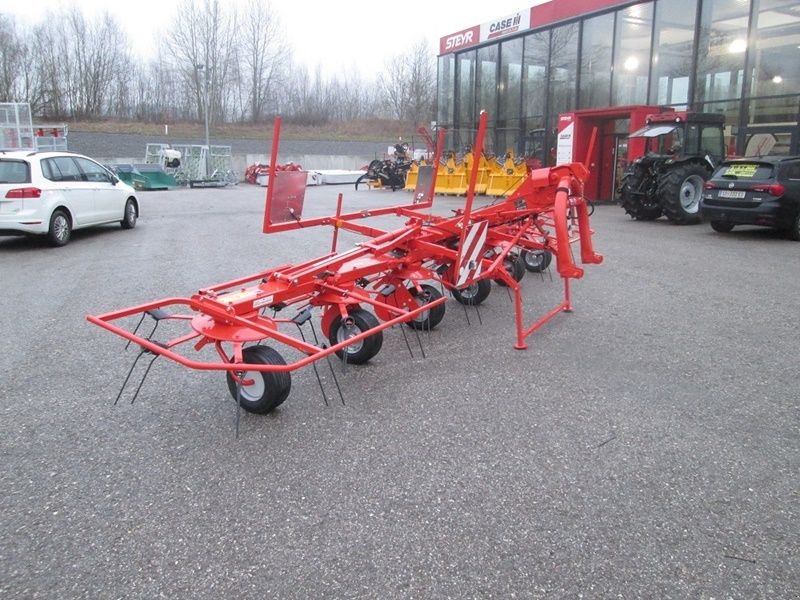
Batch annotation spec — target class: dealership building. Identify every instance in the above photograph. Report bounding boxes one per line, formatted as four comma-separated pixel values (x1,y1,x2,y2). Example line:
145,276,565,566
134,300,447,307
436,0,800,195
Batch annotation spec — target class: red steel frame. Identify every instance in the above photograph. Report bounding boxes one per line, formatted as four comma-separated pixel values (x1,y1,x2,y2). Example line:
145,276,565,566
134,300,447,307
87,110,602,400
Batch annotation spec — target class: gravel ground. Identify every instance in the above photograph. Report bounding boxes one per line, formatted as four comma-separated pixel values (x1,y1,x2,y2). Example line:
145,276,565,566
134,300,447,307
68,131,389,162
0,185,798,598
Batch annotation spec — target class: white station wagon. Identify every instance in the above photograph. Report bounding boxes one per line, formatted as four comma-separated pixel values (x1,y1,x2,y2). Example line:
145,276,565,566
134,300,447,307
0,151,139,246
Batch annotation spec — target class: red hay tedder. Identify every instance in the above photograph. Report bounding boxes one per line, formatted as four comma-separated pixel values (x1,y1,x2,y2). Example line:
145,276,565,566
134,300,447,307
87,111,603,431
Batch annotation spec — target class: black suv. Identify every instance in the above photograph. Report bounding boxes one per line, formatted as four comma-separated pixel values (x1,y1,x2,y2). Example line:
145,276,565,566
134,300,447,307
700,156,800,240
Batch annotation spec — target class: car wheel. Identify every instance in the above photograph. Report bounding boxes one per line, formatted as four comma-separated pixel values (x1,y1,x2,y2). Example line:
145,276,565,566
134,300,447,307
47,209,71,247
788,211,800,241
710,221,734,233
121,199,137,230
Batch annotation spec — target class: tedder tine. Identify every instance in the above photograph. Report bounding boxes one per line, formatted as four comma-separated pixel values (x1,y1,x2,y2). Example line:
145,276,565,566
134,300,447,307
114,342,165,406
293,317,329,407
322,344,345,406
399,324,414,359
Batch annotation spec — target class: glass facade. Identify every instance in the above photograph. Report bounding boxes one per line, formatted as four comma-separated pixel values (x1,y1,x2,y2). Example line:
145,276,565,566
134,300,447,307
437,0,800,159
612,3,653,105
579,13,614,108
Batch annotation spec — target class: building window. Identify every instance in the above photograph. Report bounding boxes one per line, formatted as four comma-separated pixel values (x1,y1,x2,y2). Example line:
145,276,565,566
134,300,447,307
477,44,499,151
748,0,800,100
548,23,579,164
695,0,750,104
456,50,476,148
522,31,550,164
499,37,523,154
579,12,614,108
437,54,455,128
613,2,653,105
650,0,697,107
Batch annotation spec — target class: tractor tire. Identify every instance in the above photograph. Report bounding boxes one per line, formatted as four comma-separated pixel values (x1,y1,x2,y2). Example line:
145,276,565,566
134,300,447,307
620,172,662,221
657,163,708,225
226,345,291,414
328,308,383,364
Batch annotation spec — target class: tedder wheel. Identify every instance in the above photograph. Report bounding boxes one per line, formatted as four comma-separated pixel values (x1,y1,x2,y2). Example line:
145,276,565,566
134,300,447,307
710,221,734,233
355,174,373,191
657,163,708,225
47,209,72,247
226,345,292,414
407,284,446,330
328,308,384,364
521,249,552,273
494,255,526,286
452,278,492,306
121,198,137,229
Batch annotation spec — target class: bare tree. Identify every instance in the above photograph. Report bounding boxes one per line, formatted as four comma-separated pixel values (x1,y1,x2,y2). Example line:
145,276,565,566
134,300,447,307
164,0,241,124
0,15,23,101
67,10,130,117
240,2,289,122
378,38,436,125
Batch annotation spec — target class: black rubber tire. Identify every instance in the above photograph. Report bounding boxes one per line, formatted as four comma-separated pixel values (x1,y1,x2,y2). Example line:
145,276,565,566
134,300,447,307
406,284,446,330
452,278,492,306
47,209,71,247
226,345,291,414
787,212,800,241
495,255,525,286
710,221,734,233
121,198,137,229
521,249,552,273
620,172,662,221
328,308,383,364
355,173,372,191
657,163,709,225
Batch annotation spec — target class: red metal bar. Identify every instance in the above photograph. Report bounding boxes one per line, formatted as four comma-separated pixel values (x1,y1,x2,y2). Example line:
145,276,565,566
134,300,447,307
262,117,282,232
87,296,445,374
456,111,489,271
331,192,343,253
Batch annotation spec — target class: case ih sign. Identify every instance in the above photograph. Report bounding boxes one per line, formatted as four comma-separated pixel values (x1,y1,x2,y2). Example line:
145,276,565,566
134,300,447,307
439,0,629,55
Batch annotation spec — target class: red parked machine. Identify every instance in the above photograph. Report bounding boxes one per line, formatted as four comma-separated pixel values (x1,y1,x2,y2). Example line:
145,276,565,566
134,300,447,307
87,111,603,431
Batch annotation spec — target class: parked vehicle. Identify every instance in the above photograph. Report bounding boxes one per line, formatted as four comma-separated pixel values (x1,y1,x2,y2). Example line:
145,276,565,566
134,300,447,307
355,144,413,191
0,151,139,247
700,156,800,240
620,112,726,224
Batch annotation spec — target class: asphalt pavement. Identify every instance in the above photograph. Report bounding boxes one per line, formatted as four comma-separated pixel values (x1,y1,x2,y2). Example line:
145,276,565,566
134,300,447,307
0,183,797,599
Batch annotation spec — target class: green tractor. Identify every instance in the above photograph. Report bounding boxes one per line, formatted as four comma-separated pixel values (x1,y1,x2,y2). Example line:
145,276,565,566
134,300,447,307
620,112,726,224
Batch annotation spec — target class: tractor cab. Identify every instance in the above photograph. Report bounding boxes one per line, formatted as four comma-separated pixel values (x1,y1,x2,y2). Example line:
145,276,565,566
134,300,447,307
629,112,726,166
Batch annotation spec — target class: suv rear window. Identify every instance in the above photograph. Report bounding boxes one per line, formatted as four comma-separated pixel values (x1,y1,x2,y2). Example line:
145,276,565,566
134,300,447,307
0,159,31,184
714,162,774,181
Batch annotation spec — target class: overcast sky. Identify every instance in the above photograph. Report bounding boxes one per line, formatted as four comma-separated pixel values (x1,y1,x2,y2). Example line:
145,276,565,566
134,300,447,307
3,0,529,77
